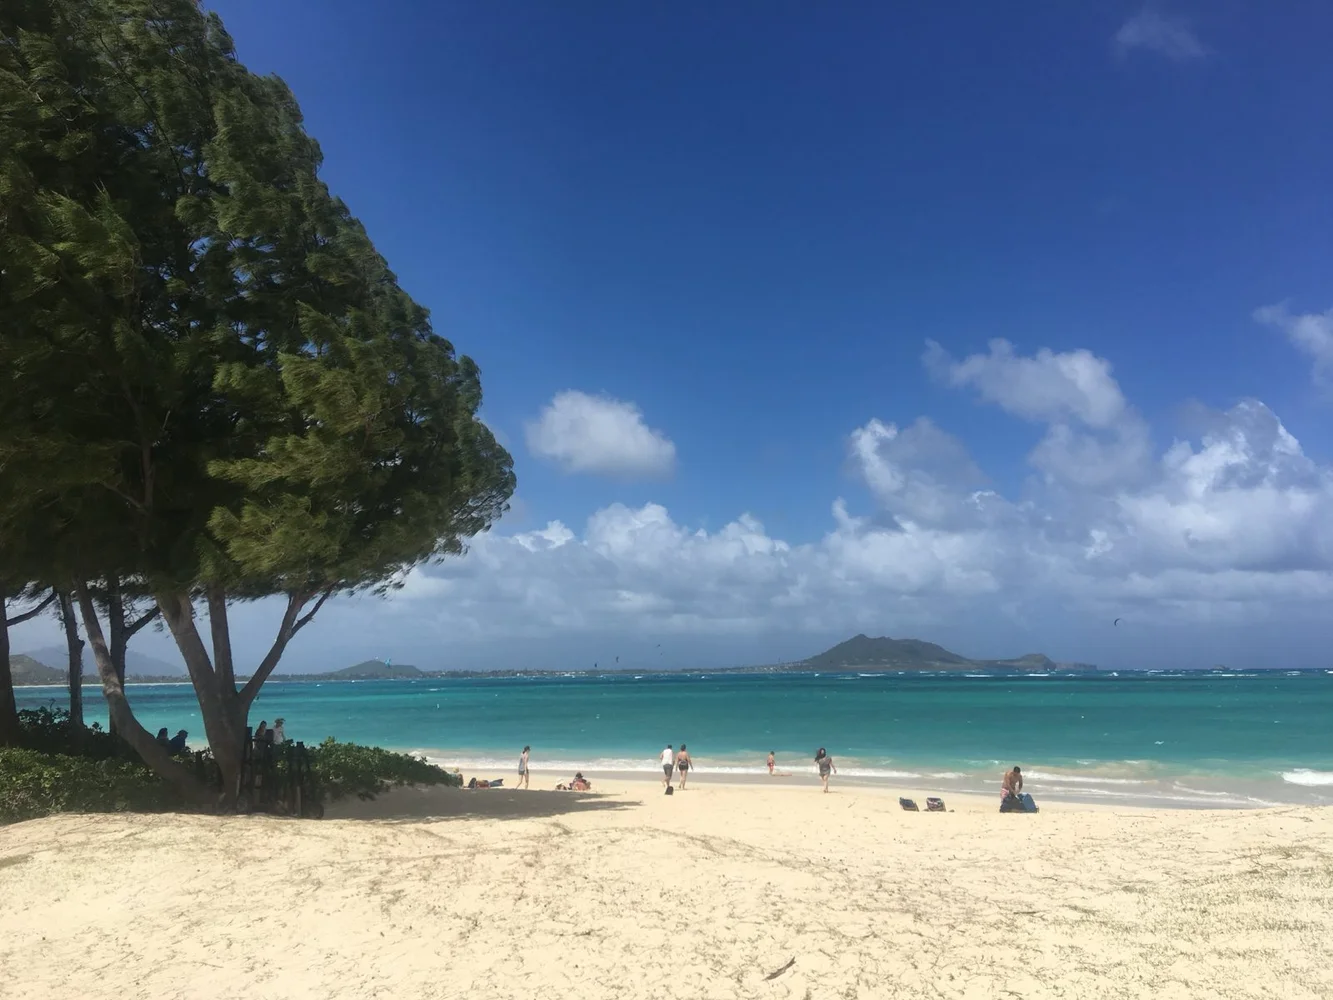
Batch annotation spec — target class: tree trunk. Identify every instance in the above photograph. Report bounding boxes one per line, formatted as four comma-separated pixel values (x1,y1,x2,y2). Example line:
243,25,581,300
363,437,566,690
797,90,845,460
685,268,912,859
155,591,247,807
105,577,126,736
0,581,17,747
58,590,85,729
73,583,213,806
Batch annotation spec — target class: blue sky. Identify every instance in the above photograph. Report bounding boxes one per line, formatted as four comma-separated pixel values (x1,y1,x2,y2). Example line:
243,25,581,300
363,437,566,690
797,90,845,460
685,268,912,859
16,2,1333,671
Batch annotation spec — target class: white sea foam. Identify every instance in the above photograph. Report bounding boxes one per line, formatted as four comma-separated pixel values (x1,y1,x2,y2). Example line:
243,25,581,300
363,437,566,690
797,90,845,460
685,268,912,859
1282,769,1333,786
1023,770,1148,786
928,772,968,780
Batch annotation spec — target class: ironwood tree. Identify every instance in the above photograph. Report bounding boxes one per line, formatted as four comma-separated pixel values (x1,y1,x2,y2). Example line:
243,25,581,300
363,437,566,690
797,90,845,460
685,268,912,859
0,0,515,799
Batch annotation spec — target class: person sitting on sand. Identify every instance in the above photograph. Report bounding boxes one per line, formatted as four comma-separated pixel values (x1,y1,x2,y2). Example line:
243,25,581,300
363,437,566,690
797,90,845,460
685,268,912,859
167,730,188,754
557,772,592,791
676,744,692,789
815,747,836,793
1001,766,1023,804
767,751,776,775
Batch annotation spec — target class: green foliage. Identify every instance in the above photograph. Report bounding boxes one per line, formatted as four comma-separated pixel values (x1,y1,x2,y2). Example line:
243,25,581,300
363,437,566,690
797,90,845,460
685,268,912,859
15,706,127,760
0,0,514,785
0,711,459,822
307,738,462,802
0,749,178,825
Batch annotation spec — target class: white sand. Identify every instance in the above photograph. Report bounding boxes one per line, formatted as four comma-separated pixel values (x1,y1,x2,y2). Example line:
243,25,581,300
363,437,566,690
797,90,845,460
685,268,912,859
1,776,1330,999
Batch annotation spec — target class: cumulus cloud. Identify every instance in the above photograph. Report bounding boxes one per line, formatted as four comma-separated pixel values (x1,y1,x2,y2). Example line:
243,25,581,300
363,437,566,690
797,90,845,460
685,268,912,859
377,345,1333,647
1113,8,1208,61
525,390,676,477
925,339,1153,489
1254,302,1333,388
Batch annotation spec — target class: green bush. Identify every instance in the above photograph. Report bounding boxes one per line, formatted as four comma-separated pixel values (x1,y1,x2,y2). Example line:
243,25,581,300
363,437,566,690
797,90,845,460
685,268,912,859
0,712,461,822
307,738,462,802
0,748,178,825
16,707,129,760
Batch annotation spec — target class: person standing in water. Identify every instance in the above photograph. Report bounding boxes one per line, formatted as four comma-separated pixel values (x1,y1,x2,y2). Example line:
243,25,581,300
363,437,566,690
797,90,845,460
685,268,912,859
814,747,836,793
766,751,776,775
676,744,693,789
660,744,675,787
516,745,531,789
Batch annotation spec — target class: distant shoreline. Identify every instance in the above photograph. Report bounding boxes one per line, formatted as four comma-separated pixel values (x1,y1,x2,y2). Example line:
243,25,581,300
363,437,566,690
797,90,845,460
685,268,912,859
12,665,1328,686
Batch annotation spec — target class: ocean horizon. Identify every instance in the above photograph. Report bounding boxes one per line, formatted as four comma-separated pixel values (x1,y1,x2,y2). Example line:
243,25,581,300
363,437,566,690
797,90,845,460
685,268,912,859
17,670,1333,809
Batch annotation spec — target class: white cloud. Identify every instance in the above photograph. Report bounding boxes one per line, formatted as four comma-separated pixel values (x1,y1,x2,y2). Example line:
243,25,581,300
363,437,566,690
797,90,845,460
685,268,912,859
1113,8,1208,61
373,362,1333,647
1254,302,1333,388
525,390,676,477
925,338,1153,488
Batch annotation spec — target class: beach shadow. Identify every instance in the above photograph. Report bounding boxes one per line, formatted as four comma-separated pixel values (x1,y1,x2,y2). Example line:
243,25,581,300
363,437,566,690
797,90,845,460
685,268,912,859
322,785,637,823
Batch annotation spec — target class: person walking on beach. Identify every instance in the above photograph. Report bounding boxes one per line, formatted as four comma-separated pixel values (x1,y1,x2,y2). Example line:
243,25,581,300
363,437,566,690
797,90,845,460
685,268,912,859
516,745,531,789
814,747,836,793
660,744,675,787
676,744,693,789
767,751,776,775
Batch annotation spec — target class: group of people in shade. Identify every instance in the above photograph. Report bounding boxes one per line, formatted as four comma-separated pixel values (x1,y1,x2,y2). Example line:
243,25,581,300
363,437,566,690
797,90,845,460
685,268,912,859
512,744,1027,806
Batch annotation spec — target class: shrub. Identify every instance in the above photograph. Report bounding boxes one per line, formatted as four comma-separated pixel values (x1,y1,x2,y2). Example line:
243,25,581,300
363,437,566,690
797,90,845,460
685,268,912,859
307,738,462,802
16,707,129,761
0,749,179,825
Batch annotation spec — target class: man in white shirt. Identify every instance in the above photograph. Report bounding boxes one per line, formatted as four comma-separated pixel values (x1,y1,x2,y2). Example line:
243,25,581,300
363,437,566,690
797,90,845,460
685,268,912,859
660,744,674,787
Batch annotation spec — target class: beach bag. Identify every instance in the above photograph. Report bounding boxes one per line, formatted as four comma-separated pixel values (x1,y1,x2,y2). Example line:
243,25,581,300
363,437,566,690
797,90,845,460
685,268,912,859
925,797,945,812
665,785,674,796
1020,793,1038,813
899,797,919,811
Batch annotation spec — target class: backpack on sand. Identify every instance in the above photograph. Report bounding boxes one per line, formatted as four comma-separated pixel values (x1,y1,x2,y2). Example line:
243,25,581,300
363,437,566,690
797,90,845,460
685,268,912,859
665,785,674,796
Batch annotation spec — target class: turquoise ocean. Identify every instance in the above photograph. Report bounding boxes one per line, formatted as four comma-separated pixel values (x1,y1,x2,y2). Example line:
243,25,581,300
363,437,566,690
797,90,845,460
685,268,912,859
17,669,1333,807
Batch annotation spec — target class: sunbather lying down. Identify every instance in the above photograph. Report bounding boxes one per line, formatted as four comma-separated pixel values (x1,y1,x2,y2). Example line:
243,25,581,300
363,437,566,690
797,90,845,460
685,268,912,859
466,777,505,789
556,772,591,791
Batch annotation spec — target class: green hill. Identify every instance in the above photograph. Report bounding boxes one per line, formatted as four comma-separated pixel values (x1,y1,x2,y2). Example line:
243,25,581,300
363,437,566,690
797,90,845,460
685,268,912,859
8,654,97,685
312,660,424,680
798,634,1085,672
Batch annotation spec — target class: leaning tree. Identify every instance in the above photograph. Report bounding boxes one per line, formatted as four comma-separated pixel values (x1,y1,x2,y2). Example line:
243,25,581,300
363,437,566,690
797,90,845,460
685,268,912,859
0,0,515,799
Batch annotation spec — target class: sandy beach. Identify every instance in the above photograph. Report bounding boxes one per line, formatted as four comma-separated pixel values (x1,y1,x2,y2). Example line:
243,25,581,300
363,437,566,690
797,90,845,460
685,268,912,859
2,774,1330,999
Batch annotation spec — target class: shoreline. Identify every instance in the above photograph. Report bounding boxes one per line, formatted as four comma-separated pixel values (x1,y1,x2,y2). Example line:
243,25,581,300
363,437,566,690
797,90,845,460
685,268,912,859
411,753,1332,810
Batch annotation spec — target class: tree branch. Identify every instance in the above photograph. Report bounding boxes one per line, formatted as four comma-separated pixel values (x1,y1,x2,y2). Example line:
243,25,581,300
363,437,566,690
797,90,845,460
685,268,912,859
5,590,56,626
124,605,161,639
206,586,235,690
237,591,308,710
292,586,336,636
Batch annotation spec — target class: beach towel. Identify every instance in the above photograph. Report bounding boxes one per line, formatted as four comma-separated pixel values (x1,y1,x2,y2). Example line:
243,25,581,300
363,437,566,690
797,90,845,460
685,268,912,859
899,797,919,811
925,797,945,812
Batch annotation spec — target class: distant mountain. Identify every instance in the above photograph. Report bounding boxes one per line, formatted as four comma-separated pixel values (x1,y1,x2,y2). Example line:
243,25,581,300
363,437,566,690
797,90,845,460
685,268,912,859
798,634,1092,672
19,646,187,678
272,660,426,681
8,654,96,686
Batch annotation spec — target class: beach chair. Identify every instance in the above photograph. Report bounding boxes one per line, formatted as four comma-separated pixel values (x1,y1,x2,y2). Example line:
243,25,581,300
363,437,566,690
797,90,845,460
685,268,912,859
898,797,919,811
925,797,945,812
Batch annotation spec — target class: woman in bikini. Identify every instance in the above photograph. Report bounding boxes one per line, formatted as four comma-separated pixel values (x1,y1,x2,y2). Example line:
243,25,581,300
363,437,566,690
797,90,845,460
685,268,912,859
676,744,693,789
767,751,776,775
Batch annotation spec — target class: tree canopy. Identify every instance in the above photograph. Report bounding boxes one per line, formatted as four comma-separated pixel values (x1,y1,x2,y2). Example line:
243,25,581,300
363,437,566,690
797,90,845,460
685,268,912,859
0,0,515,796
